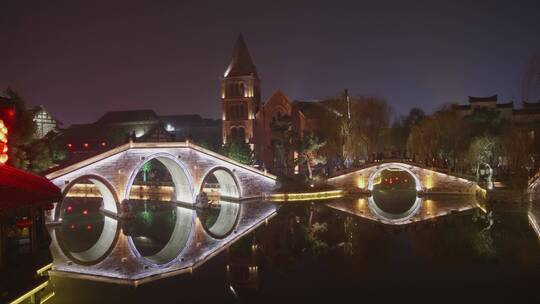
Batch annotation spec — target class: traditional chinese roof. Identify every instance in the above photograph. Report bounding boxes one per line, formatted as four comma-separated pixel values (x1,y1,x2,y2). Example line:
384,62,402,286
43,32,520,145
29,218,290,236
468,95,498,103
523,100,540,109
0,164,61,210
224,33,258,78
95,110,160,125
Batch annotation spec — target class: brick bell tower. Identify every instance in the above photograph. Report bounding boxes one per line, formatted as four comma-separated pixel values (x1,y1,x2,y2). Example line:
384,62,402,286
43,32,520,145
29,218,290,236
221,33,261,149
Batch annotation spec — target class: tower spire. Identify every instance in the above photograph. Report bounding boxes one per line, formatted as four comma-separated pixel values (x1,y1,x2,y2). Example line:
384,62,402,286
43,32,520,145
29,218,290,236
224,33,258,78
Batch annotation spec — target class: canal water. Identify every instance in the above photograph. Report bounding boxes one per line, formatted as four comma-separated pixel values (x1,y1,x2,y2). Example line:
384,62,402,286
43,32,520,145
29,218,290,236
45,198,540,303
44,168,540,303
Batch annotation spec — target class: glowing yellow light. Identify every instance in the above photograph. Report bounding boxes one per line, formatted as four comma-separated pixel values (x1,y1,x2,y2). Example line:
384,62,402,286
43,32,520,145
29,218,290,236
0,119,8,164
424,174,433,190
267,190,344,202
356,198,367,211
372,174,382,186
36,263,53,276
355,176,365,188
477,204,487,214
9,281,49,304
40,292,55,304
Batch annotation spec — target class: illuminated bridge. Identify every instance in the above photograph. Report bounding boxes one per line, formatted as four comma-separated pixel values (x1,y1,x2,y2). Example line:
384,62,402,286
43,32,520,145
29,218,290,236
45,141,278,215
326,162,482,225
44,141,277,284
328,162,478,194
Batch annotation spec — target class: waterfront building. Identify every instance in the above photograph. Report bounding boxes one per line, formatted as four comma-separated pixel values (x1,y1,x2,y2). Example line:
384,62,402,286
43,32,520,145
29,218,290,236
452,95,540,123
220,35,342,173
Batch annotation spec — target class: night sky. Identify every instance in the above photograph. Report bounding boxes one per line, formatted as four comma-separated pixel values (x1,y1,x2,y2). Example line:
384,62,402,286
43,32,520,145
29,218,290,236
2,0,539,125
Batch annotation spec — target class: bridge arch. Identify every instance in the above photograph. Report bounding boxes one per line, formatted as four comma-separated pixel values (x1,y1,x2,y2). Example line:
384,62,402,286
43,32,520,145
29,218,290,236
55,175,121,265
199,166,242,199
367,163,423,192
57,174,120,217
125,152,194,204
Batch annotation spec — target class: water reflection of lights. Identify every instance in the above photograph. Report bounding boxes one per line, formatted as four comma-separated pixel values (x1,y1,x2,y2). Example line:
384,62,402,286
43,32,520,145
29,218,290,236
128,206,194,266
368,195,422,222
266,190,344,202
55,212,120,265
197,201,241,239
48,198,277,285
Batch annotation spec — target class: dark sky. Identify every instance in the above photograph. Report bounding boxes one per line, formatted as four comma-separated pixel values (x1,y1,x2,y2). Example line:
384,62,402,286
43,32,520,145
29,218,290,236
2,0,539,125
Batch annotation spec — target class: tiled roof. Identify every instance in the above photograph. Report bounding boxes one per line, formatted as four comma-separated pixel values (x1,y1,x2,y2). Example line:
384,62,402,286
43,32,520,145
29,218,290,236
95,110,160,124
468,95,498,103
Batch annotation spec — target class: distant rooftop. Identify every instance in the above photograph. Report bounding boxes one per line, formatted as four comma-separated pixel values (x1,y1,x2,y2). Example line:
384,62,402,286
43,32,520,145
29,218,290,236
95,110,160,124
468,95,498,103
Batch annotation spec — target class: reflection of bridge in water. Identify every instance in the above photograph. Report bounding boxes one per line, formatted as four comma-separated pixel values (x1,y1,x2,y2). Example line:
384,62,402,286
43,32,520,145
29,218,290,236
48,197,276,285
327,162,483,224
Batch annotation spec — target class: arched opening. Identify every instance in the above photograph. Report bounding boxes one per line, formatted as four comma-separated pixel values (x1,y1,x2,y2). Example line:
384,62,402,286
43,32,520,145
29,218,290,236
237,127,245,140
199,167,241,201
196,200,240,239
127,203,194,265
55,176,120,265
124,154,194,265
367,164,422,192
127,154,193,204
230,127,238,139
367,166,422,221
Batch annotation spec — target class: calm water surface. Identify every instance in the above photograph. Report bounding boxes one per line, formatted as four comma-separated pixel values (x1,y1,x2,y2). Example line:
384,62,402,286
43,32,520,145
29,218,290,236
45,195,540,304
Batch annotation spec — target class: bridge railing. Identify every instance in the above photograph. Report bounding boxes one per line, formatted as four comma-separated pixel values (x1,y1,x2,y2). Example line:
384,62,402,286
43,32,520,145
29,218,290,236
329,159,447,178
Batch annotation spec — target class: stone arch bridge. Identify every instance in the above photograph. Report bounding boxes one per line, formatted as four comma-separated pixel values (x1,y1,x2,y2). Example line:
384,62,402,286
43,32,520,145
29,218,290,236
46,142,277,215
327,162,478,194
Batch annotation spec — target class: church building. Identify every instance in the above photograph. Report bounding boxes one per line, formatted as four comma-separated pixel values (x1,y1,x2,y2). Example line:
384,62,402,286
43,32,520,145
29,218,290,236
221,34,333,173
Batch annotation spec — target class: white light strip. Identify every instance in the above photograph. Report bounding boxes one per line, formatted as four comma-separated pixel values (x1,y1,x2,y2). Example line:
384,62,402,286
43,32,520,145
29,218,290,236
46,141,276,181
